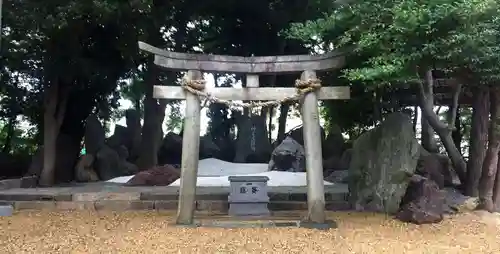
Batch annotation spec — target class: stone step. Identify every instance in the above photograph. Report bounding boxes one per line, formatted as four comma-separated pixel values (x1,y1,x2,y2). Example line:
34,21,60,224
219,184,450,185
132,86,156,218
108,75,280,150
0,200,350,212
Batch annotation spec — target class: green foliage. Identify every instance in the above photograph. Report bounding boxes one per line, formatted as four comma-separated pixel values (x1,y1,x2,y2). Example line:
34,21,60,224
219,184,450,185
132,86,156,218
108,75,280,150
165,102,183,133
285,0,500,137
0,119,38,155
287,0,500,83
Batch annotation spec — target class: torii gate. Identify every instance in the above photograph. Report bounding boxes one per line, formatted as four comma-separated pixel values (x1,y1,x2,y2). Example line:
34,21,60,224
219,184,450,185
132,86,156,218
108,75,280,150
139,41,350,227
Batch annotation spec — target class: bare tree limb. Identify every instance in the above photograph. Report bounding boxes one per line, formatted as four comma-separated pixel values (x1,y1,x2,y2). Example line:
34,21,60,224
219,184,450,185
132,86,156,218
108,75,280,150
447,84,462,130
418,69,467,184
417,81,450,132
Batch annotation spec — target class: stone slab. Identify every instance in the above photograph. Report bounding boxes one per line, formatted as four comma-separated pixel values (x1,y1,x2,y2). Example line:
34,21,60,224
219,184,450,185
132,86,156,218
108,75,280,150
0,178,21,190
73,192,141,201
0,184,350,212
94,200,155,211
184,220,301,228
0,205,13,216
14,201,56,210
298,220,338,230
6,200,348,212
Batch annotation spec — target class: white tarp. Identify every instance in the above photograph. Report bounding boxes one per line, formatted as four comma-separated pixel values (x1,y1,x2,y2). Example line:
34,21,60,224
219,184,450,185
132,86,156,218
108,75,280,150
106,158,333,187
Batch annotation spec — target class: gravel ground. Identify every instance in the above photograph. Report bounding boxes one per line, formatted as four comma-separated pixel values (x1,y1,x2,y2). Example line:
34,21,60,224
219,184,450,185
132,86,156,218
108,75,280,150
0,211,499,254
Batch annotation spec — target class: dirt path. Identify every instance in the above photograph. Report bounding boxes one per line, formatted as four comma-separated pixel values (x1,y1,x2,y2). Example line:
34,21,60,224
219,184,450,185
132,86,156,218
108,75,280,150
0,211,499,254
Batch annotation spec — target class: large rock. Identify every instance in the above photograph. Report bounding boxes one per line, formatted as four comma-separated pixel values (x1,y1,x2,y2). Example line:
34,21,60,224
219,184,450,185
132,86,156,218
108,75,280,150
234,114,272,163
396,176,444,224
348,112,420,214
26,149,43,177
416,153,453,189
126,164,180,186
288,125,326,147
158,132,183,165
74,154,99,182
107,125,128,150
200,135,221,159
443,187,479,213
94,146,122,180
322,124,345,159
106,110,143,162
158,133,221,164
94,145,138,181
324,170,349,183
323,148,352,175
268,136,306,172
84,114,106,155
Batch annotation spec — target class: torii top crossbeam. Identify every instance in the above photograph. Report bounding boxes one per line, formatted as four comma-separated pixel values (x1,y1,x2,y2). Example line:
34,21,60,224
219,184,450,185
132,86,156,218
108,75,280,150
138,42,346,74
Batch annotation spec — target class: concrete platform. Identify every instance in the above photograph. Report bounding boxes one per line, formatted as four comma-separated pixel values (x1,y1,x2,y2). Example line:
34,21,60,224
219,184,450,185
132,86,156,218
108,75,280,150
182,213,338,230
0,183,349,212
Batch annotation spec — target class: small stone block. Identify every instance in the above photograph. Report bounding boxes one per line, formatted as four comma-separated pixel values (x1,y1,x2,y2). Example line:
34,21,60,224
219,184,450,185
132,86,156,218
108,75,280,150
228,175,271,217
298,220,337,230
0,205,13,216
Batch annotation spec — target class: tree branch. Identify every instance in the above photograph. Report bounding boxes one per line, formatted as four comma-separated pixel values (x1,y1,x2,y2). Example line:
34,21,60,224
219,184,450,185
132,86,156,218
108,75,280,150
447,84,462,130
417,75,450,132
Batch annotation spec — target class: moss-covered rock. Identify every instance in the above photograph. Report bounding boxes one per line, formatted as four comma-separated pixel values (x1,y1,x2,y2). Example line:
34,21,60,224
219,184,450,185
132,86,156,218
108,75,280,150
348,112,420,214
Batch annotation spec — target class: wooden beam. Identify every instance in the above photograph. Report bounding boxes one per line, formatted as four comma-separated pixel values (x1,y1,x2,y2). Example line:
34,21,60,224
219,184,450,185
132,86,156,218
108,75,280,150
139,41,346,73
300,70,326,223
153,86,350,101
176,70,202,225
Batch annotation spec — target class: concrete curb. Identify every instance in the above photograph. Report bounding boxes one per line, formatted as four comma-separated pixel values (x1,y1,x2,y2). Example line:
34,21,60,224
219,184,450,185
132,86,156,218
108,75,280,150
0,200,350,212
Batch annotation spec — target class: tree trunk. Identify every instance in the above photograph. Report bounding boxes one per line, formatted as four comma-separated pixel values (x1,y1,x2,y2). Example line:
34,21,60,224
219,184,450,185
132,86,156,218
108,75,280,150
478,86,500,212
418,72,466,184
451,107,462,152
268,106,274,143
493,152,500,211
0,0,3,50
137,2,188,169
260,106,268,118
421,70,439,153
38,81,68,186
465,86,490,197
1,115,16,153
412,106,418,133
277,103,290,144
373,89,382,125
134,98,141,115
137,59,165,169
